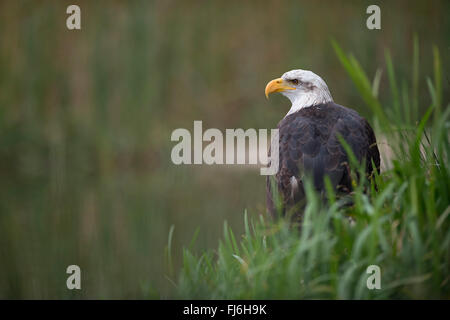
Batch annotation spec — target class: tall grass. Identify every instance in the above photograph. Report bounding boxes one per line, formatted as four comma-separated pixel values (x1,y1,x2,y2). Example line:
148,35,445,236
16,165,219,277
171,42,450,299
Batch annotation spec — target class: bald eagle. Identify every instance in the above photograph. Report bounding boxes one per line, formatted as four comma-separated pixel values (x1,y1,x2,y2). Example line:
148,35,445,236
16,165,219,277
265,69,380,219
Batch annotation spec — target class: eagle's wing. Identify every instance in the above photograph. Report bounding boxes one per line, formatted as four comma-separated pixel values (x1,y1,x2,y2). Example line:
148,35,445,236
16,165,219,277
266,104,380,218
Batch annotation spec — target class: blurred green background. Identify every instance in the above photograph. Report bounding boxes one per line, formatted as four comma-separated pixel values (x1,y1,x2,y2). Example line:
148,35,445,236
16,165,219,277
0,0,448,298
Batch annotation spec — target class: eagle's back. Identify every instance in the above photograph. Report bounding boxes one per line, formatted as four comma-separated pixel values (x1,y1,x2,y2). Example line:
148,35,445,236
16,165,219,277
266,102,380,218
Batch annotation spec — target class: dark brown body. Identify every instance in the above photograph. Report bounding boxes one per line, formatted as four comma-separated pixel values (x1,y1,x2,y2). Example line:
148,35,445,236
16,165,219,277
266,102,380,218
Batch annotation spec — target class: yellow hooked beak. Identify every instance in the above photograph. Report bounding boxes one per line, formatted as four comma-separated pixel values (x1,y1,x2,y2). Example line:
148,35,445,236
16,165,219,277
265,78,296,99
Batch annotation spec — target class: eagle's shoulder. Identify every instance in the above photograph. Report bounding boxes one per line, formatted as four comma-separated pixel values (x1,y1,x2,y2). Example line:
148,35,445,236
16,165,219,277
277,102,357,130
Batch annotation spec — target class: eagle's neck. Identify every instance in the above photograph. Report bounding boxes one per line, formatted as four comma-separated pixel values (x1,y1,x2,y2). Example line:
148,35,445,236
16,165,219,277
285,89,333,117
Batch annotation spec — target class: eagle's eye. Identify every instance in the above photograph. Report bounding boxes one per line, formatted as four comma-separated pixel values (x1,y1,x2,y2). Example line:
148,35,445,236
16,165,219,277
290,79,299,85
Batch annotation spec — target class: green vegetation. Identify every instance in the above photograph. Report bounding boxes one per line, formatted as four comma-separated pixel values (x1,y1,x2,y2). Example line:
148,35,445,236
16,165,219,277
172,42,450,299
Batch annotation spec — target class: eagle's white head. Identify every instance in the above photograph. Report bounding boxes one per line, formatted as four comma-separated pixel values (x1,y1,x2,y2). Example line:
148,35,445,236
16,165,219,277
265,69,334,117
